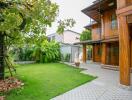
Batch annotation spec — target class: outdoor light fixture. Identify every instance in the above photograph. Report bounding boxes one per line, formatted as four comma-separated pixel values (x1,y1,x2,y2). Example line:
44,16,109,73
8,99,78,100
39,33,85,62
108,2,114,7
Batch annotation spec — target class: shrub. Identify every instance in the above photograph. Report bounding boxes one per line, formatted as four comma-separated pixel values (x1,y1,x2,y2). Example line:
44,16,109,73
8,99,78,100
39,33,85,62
80,29,92,41
33,41,61,63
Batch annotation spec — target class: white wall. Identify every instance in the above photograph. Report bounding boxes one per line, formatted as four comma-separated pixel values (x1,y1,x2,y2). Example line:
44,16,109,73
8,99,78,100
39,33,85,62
63,30,80,44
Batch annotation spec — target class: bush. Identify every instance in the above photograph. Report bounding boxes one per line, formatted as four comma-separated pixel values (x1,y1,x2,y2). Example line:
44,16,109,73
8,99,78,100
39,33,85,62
10,41,61,63
80,29,92,41
33,41,61,63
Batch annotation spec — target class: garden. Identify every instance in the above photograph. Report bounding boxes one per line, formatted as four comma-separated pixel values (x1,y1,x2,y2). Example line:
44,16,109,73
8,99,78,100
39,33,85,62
0,0,95,100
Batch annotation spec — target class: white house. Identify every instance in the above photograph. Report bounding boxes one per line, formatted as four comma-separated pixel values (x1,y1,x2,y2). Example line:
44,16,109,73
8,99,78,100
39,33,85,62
47,30,81,63
47,30,80,44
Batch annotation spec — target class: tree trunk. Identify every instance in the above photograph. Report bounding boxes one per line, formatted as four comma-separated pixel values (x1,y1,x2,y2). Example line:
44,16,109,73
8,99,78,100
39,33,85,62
0,32,5,80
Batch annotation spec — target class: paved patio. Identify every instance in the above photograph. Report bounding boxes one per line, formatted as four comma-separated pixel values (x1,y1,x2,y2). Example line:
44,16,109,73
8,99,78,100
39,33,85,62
51,62,132,100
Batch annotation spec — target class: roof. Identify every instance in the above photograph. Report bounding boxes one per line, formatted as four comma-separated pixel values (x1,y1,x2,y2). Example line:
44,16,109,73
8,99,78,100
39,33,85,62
82,0,116,22
60,43,80,47
84,21,98,29
47,30,80,37
74,39,101,45
64,30,80,35
74,36,119,45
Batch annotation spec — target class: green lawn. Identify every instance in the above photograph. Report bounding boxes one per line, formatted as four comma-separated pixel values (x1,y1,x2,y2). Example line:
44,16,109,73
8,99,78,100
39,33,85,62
6,63,95,100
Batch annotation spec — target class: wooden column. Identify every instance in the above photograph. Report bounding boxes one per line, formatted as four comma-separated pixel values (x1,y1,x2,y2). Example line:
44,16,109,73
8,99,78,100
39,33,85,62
92,45,95,62
118,16,130,86
83,44,87,63
101,43,107,64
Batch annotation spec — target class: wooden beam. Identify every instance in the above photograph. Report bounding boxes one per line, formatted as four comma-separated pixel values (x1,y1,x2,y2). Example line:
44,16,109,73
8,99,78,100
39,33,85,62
118,16,131,86
116,5,132,16
101,43,107,64
83,44,87,63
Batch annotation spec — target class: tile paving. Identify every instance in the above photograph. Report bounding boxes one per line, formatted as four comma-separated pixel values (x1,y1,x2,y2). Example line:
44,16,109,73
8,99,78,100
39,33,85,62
51,62,132,100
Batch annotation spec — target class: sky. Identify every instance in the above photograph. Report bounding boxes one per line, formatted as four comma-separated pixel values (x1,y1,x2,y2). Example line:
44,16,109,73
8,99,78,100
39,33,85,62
47,0,95,35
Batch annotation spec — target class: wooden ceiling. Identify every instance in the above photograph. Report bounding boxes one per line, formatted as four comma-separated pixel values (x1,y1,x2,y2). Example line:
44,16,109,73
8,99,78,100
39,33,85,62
82,0,117,22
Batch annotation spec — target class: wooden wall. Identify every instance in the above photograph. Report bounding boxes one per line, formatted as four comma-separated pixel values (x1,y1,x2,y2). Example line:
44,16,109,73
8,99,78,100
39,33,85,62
92,24,101,40
117,0,132,8
102,9,118,38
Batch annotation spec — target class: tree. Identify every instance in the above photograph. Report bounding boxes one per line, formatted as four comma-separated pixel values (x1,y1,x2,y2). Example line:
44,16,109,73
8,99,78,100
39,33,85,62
0,0,59,79
0,0,75,79
80,29,92,41
57,18,76,34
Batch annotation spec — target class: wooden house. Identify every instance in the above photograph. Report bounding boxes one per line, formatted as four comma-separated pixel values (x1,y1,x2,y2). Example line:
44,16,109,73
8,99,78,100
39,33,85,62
76,0,132,86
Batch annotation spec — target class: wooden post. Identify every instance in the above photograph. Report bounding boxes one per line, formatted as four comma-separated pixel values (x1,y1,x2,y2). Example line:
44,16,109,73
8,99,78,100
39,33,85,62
92,45,95,62
83,44,87,63
102,43,107,64
118,16,130,86
0,33,4,80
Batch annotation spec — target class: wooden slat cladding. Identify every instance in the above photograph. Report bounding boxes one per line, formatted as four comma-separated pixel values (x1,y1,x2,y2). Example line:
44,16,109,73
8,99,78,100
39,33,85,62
117,0,132,8
102,9,118,39
92,24,101,41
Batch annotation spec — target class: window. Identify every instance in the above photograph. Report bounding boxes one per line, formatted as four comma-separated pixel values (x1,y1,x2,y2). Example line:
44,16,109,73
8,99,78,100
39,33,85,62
96,27,101,34
48,37,51,42
111,13,117,30
52,36,55,41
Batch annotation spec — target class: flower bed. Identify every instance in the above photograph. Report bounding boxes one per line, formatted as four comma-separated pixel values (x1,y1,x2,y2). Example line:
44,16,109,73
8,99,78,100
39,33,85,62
0,77,23,100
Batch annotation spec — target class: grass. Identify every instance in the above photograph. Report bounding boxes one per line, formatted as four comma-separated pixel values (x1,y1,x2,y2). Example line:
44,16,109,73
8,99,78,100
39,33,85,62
6,63,95,100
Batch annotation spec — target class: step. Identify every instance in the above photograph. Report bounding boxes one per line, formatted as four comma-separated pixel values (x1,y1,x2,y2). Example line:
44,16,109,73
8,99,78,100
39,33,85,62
101,64,119,71
101,64,132,72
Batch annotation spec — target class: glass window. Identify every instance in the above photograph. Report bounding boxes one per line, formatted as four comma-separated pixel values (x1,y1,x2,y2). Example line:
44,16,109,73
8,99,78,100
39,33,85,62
48,37,51,42
52,36,55,41
111,13,117,30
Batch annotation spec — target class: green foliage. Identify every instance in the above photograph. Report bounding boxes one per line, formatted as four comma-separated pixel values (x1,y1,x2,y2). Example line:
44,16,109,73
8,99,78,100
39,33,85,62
80,29,92,41
35,40,61,63
0,0,59,48
0,0,75,48
11,41,61,63
57,18,76,34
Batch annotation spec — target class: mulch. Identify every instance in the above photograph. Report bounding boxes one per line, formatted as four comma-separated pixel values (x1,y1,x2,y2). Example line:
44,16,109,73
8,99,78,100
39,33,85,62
0,77,24,100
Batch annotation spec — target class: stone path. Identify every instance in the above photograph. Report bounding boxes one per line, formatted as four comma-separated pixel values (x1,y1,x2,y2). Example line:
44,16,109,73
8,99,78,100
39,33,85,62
51,62,132,100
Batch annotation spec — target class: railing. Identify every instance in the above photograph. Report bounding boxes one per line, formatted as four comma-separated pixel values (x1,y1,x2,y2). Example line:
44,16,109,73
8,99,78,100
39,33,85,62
101,33,119,40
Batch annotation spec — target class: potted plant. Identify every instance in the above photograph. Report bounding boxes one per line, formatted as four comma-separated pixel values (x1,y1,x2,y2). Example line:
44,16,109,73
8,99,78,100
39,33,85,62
74,58,80,67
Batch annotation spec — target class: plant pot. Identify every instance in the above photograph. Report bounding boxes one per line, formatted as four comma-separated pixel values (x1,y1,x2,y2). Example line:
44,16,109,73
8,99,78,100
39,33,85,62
75,62,80,67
